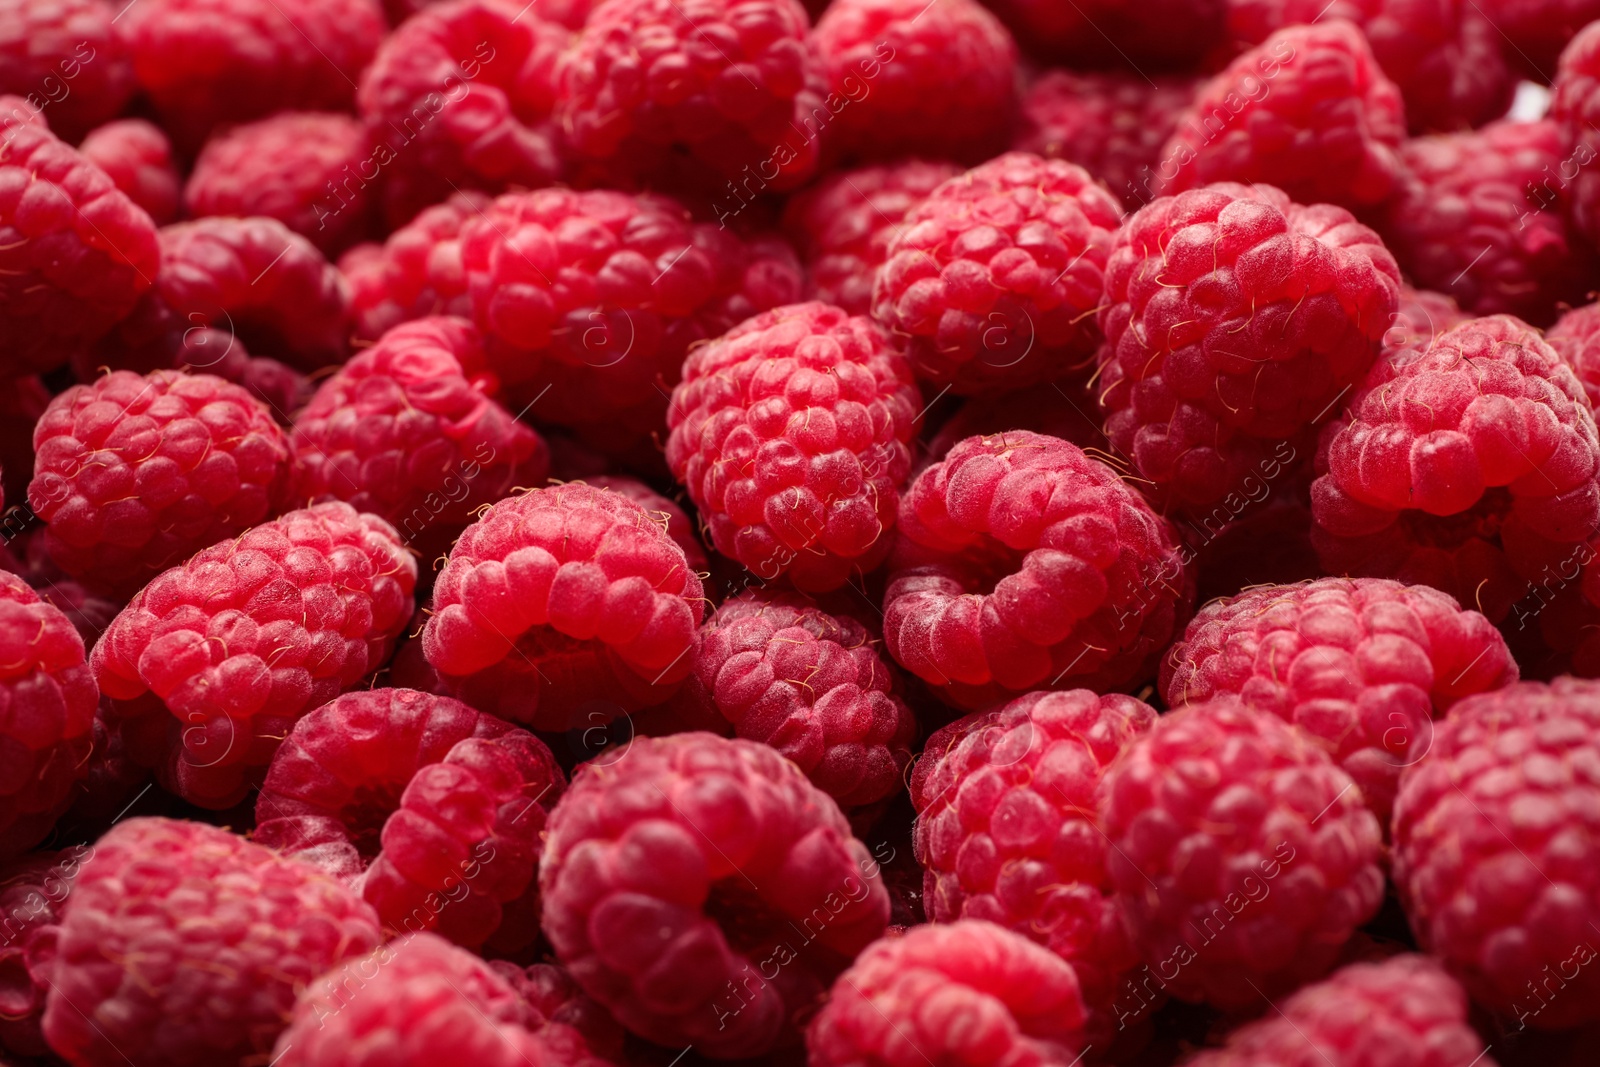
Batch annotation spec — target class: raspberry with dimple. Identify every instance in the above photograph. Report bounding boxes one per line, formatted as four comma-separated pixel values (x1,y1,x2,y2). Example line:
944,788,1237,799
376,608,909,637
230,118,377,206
77,119,180,226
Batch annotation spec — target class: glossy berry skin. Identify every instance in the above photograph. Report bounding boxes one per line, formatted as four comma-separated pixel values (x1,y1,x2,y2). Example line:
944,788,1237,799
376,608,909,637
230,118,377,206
884,431,1191,710
666,302,920,591
0,847,86,1058
77,119,181,226
911,689,1156,1047
1096,182,1400,515
1099,697,1386,1011
539,732,890,1058
1393,678,1600,1031
0,0,133,143
344,191,487,345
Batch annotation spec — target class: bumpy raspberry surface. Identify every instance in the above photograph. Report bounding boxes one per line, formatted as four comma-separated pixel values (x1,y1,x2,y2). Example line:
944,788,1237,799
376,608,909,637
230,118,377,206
1101,697,1386,1010
884,431,1191,709
91,503,417,807
584,475,708,571
77,119,180,226
254,687,565,949
982,0,1225,68
1185,954,1496,1067
357,0,566,228
42,817,383,1067
1378,120,1596,327
911,689,1156,1046
422,482,704,730
28,369,292,597
539,732,890,1057
1162,577,1517,822
288,316,549,560
0,0,132,143
0,847,84,1058
1310,315,1600,624
344,190,486,344
811,0,1018,164
1550,24,1600,256
1548,301,1600,409
490,960,628,1059
1097,182,1400,515
873,152,1124,395
1384,284,1469,369
1,528,124,642
666,302,919,590
0,100,158,378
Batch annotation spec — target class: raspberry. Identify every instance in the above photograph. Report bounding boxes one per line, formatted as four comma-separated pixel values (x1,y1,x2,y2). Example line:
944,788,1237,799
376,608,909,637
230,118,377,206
539,732,891,1057
1097,182,1400,515
780,159,961,316
1393,678,1600,1030
883,431,1191,709
0,0,132,143
665,302,919,590
910,689,1157,1048
356,0,566,228
90,502,417,807
76,119,180,226
28,369,293,597
1384,284,1469,369
490,960,628,1058
1162,577,1518,823
1548,300,1600,410
811,0,1019,165
1310,315,1600,624
584,475,708,572
41,817,383,1067
116,0,386,150
253,687,565,949
288,316,549,561
1478,0,1600,77
872,152,1124,396
0,100,159,379
422,482,705,730
1184,955,1495,1067
1550,25,1600,255
982,0,1225,69
344,190,486,344
1377,120,1597,327
807,921,1089,1067
1,528,124,642
1099,696,1386,1011
1159,24,1406,212
0,846,85,1058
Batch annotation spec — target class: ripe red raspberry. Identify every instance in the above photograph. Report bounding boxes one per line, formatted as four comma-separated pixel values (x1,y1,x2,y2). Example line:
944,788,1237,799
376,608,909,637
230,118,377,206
1548,300,1600,410
90,502,417,807
0,0,132,144
807,921,1088,1067
28,369,293,597
884,431,1192,709
873,152,1124,395
0,847,84,1059
1478,0,1600,77
344,190,486,344
983,0,1225,69
0,99,158,379
1100,696,1386,1011
584,475,708,571
77,119,180,226
1310,315,1600,624
1184,954,1495,1067
116,0,385,150
489,960,628,1059
1393,678,1600,1031
1550,25,1600,254
539,732,890,1057
665,302,919,590
911,689,1156,1047
1378,120,1597,327
42,817,383,1067
422,482,704,730
356,0,566,229
0,527,125,643
1097,182,1400,515
811,0,1018,165
1162,577,1518,823
1384,283,1469,369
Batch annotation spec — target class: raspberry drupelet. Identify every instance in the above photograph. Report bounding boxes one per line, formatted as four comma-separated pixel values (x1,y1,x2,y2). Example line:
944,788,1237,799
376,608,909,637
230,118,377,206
1384,284,1469,369
666,302,920,591
488,959,628,1060
0,0,133,143
1549,301,1600,411
539,732,891,1058
1096,182,1401,516
344,190,487,344
76,119,181,226
883,431,1192,710
0,847,85,1058
583,475,708,571
90,502,417,807
1550,24,1600,256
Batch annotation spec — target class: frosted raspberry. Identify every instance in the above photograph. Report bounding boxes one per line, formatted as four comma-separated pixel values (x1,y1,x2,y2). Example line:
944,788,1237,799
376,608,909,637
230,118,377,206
1185,955,1495,1067
539,732,890,1057
90,502,417,807
1549,301,1600,411
356,0,566,228
911,689,1156,1047
884,431,1192,709
1310,315,1600,624
288,316,549,560
583,475,708,572
76,119,180,226
983,0,1225,69
1384,284,1469,369
923,377,1110,466
0,100,158,378
1393,678,1600,1030
344,190,486,344
0,846,85,1058
28,369,293,597
666,302,919,590
42,817,383,1067
1100,697,1386,1010
811,0,1018,164
422,482,704,730
873,152,1124,395
0,0,132,143
1097,182,1400,515
1378,120,1597,327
